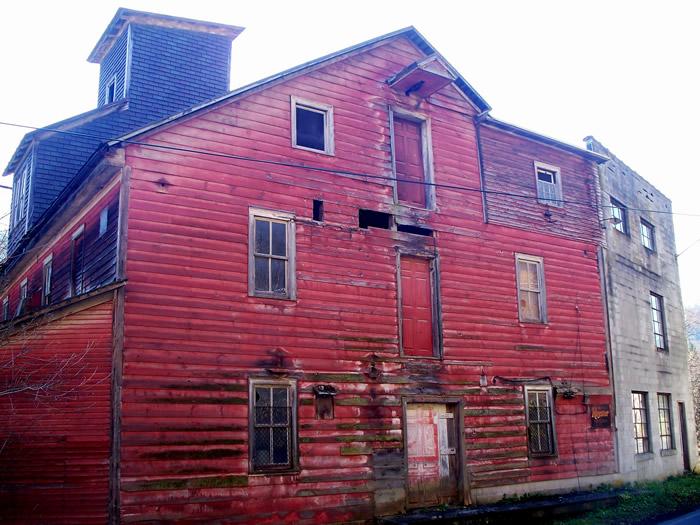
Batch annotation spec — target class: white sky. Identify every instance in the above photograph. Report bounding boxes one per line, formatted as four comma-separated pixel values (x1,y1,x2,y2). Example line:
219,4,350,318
1,1,699,306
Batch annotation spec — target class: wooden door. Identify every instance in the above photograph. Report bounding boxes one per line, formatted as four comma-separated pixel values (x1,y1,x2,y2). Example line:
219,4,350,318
394,117,426,207
400,257,434,357
406,404,458,507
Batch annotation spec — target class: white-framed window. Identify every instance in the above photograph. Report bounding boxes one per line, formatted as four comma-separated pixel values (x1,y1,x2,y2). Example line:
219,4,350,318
515,254,547,323
11,160,30,230
650,292,667,351
70,225,86,297
291,96,334,155
99,207,109,237
640,219,656,251
632,391,651,454
610,197,628,234
16,278,28,317
525,386,556,457
105,75,117,104
249,208,296,300
42,255,53,307
249,378,298,473
657,393,674,451
2,297,8,322
534,162,563,207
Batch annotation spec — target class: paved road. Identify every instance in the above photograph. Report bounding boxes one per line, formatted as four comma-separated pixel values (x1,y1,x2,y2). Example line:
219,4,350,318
658,508,700,524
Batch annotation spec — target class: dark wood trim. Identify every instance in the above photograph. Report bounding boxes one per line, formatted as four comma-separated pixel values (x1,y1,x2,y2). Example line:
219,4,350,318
108,285,125,524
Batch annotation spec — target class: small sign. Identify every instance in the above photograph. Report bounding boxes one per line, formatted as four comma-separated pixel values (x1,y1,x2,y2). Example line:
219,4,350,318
591,404,611,428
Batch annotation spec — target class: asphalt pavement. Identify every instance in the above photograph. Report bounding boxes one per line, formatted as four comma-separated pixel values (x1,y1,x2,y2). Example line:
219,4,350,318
658,508,700,524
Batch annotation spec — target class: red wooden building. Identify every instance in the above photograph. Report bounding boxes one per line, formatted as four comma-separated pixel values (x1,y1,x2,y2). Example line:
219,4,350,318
0,9,616,524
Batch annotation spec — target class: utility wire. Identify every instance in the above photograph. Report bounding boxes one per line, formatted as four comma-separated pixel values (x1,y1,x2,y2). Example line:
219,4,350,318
677,236,700,258
1,119,700,217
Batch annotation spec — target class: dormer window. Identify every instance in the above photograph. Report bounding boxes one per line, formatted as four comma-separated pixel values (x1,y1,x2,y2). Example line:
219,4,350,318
105,76,117,104
291,97,334,155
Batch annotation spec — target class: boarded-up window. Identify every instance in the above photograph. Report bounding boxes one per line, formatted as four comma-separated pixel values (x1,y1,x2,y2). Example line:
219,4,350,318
400,256,436,357
516,254,546,323
526,387,556,456
71,227,86,297
250,380,296,472
249,209,296,300
394,116,427,207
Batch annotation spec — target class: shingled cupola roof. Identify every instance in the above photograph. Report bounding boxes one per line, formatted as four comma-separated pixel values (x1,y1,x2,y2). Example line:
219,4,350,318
88,7,245,64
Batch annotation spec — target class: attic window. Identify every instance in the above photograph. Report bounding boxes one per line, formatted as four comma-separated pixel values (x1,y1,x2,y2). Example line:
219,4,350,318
359,209,392,230
105,76,117,104
291,97,334,155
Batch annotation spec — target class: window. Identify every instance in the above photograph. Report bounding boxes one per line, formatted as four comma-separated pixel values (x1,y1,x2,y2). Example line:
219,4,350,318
640,219,656,251
249,209,296,300
11,160,30,230
99,207,109,237
632,391,651,454
391,111,433,208
650,292,667,351
291,97,333,154
525,387,556,456
42,255,53,307
399,255,439,357
534,162,562,207
312,199,324,222
249,379,297,473
105,76,117,104
16,279,28,317
610,197,628,234
658,393,674,451
515,254,547,323
70,226,86,297
2,297,8,322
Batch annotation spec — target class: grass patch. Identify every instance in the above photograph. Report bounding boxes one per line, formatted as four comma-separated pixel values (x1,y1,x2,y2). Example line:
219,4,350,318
554,474,700,525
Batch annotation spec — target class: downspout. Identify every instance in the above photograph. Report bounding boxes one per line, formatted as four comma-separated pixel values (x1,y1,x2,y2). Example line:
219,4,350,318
473,110,490,224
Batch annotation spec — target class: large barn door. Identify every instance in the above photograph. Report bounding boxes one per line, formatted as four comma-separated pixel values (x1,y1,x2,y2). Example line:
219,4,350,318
406,404,458,507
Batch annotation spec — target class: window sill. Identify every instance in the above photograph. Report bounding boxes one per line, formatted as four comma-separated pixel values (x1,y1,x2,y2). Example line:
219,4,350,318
292,143,334,156
249,292,297,302
249,468,300,477
635,452,654,462
660,449,677,457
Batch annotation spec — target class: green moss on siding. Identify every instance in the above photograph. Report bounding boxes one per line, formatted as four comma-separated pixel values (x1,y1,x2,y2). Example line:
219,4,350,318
123,474,248,492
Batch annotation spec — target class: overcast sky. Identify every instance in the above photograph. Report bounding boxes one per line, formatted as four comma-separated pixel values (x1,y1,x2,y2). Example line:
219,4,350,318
1,1,698,306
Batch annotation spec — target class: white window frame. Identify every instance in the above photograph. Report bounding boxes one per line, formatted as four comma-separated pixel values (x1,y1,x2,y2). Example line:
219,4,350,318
11,159,31,231
99,207,109,237
534,161,563,207
610,197,629,234
248,208,296,300
248,377,298,474
515,253,547,323
70,224,86,298
650,292,667,351
524,385,557,457
389,107,436,210
17,278,28,317
632,391,651,454
42,254,53,307
291,96,334,155
2,297,8,322
105,75,117,104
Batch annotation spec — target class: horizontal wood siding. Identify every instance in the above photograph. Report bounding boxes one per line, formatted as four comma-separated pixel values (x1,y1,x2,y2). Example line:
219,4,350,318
119,35,613,523
480,123,603,243
1,187,120,320
0,299,114,524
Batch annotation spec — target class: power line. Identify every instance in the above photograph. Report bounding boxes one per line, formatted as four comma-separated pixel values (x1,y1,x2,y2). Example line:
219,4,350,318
677,236,700,258
1,119,700,217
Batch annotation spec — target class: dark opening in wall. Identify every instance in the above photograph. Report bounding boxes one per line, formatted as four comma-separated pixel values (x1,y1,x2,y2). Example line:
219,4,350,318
397,223,434,237
313,199,324,222
359,209,392,230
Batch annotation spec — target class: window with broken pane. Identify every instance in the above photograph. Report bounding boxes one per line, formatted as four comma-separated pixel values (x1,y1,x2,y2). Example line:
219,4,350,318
658,393,674,451
526,388,555,456
251,383,296,472
632,391,650,454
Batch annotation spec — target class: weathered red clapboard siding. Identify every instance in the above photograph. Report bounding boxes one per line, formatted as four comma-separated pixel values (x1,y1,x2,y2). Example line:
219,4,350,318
1,185,120,320
0,299,114,524
480,123,603,243
118,34,613,523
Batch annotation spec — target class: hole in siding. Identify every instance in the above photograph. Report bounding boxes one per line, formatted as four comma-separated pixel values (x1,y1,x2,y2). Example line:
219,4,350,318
313,199,324,222
359,209,392,230
396,224,433,237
